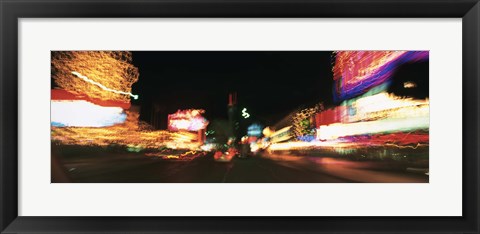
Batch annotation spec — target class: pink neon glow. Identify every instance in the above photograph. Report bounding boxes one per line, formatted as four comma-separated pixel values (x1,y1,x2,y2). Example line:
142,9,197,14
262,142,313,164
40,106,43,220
168,109,209,131
333,51,428,100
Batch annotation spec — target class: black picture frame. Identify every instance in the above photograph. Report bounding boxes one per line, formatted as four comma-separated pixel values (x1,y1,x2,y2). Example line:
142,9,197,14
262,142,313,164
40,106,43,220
1,0,479,233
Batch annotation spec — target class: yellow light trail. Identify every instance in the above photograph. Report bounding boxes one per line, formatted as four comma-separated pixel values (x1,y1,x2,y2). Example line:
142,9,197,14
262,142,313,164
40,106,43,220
268,140,353,151
71,71,139,100
317,116,429,140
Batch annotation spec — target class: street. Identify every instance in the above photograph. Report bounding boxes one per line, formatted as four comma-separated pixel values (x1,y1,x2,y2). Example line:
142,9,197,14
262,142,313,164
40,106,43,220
52,147,428,183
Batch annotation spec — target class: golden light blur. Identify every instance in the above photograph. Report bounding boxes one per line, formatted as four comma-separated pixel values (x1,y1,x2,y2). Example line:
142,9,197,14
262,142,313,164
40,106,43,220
51,109,200,149
51,51,139,102
51,51,201,151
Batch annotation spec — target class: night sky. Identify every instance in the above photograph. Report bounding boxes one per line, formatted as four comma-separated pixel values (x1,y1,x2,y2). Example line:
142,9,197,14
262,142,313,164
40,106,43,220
131,51,335,127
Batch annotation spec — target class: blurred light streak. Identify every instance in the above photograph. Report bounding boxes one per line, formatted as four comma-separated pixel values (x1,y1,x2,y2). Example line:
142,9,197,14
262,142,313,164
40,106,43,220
315,91,429,141
71,71,139,100
348,92,429,122
52,51,139,102
145,150,207,161
269,126,293,143
317,116,429,140
341,132,429,146
332,51,428,101
52,110,201,150
268,133,428,151
268,140,352,151
385,143,428,149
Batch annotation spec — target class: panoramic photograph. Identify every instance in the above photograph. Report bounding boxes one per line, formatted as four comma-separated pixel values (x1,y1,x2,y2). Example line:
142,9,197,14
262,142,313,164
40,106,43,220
51,51,429,183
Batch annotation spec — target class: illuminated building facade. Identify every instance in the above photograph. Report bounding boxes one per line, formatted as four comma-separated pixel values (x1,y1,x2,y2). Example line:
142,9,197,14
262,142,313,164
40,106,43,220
315,51,429,145
266,51,429,154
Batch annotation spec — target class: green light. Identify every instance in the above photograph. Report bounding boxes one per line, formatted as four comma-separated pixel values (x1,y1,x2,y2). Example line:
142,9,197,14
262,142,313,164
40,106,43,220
242,108,250,119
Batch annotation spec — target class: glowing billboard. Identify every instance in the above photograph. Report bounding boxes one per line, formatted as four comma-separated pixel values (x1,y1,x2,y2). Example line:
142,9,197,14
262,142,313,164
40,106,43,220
168,109,209,131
